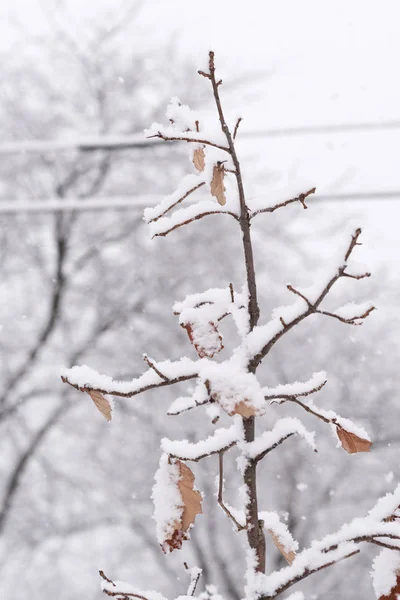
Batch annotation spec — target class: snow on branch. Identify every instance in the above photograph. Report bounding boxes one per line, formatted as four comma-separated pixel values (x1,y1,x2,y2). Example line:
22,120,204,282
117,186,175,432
239,418,316,462
241,228,375,371
143,174,206,223
263,372,327,401
174,285,248,358
261,511,299,565
247,485,400,599
61,358,200,399
161,417,243,462
275,393,372,454
167,382,210,416
147,201,239,238
100,571,167,600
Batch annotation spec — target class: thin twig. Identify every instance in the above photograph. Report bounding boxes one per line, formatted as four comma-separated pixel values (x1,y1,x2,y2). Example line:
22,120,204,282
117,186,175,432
142,354,169,381
217,452,247,531
147,132,229,152
265,380,327,401
286,284,312,307
233,117,242,140
249,228,372,371
152,209,239,238
254,433,296,462
149,182,206,223
250,187,317,218
316,306,376,325
168,440,237,463
99,571,149,600
229,282,235,303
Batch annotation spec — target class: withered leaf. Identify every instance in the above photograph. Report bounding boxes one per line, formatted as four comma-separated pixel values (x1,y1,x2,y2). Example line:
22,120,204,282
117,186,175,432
162,460,202,553
193,147,205,172
231,400,257,419
268,530,296,565
87,390,112,422
178,461,203,531
336,426,372,454
210,164,226,206
182,321,224,359
379,571,400,600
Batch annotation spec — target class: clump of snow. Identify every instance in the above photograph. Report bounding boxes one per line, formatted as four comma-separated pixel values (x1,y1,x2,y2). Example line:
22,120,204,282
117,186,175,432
368,484,400,521
166,97,200,131
371,549,400,598
151,454,183,548
200,361,266,416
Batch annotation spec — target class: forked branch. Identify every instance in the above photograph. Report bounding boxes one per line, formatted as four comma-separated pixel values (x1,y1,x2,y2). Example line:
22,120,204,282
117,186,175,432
249,228,375,370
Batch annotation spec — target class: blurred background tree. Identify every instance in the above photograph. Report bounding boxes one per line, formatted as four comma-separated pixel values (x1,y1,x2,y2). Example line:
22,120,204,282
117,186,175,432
0,2,398,600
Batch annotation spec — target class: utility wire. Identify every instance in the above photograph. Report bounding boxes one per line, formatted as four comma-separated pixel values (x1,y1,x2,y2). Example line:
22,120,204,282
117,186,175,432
0,191,398,214
0,120,399,155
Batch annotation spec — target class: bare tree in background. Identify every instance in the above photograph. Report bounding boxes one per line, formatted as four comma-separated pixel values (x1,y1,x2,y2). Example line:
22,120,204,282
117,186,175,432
63,52,400,600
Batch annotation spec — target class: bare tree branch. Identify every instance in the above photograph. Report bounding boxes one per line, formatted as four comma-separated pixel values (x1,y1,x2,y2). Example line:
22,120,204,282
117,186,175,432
249,228,374,370
217,453,247,531
250,187,317,218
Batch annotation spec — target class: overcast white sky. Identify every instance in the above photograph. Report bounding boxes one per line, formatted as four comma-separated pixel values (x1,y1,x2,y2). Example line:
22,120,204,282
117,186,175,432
1,0,399,275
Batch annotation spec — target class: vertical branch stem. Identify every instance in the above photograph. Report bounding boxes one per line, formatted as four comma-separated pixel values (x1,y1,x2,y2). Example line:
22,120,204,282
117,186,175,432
208,52,260,330
207,51,265,573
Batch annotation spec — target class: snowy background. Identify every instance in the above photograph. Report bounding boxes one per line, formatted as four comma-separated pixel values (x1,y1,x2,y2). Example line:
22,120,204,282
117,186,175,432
0,1,399,599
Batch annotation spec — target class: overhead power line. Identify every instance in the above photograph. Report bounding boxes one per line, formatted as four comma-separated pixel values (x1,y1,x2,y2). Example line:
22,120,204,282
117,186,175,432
1,121,400,155
0,191,398,214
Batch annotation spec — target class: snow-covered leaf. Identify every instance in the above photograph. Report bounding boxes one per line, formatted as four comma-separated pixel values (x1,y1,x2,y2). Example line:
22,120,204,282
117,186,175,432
269,528,296,564
152,455,202,553
182,321,223,359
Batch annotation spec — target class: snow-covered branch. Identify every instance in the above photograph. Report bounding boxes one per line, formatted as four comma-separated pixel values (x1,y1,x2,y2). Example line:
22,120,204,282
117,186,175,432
61,358,199,399
239,418,316,462
162,418,243,462
244,228,374,371
248,485,400,599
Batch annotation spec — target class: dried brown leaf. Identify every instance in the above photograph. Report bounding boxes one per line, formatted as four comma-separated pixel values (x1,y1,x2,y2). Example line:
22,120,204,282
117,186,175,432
379,571,400,600
268,530,296,565
336,426,372,454
178,461,203,531
193,147,205,172
162,461,202,553
87,390,112,421
231,400,257,419
210,164,226,206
